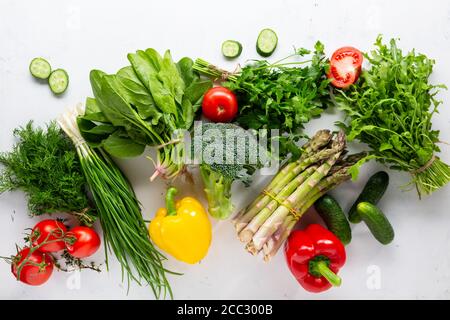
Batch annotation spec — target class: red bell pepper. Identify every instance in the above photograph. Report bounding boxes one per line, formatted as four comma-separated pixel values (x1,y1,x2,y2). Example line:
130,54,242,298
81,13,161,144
285,224,346,293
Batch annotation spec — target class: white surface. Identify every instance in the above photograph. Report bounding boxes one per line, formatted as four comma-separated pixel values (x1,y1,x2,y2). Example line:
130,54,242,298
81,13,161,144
1,0,450,300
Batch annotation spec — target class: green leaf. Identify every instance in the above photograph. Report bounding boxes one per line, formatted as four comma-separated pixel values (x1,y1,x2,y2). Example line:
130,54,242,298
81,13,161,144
177,57,197,87
102,131,146,158
158,50,185,105
348,154,377,180
379,142,393,152
116,66,161,124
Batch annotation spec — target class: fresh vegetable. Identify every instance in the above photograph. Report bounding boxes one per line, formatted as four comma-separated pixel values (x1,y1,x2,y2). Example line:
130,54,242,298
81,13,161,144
31,219,67,253
285,224,346,293
192,122,263,220
65,226,101,258
149,187,212,264
222,40,242,59
201,87,238,122
256,28,278,57
77,49,212,181
327,46,363,88
348,171,389,223
0,122,96,225
334,36,450,196
193,42,331,158
314,194,352,245
11,247,54,286
29,57,52,80
58,105,172,299
48,69,69,94
357,202,395,245
233,130,366,260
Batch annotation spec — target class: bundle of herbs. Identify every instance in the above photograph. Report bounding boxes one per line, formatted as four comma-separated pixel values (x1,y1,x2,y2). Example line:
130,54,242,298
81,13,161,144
233,130,365,261
78,49,211,181
0,122,96,225
193,42,331,158
58,105,173,299
333,36,450,196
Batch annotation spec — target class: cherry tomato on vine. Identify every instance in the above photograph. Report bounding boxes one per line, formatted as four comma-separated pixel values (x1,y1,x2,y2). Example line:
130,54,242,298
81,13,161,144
201,86,238,122
65,226,101,258
31,219,67,253
11,247,54,286
327,46,363,88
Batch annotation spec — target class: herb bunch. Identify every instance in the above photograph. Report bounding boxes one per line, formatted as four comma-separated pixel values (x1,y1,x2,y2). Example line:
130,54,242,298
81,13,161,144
193,42,331,159
58,105,173,299
334,36,450,196
0,122,96,225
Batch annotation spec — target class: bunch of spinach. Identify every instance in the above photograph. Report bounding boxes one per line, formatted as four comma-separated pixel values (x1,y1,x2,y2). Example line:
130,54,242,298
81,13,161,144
0,122,96,225
78,49,212,180
334,36,449,196
193,42,331,159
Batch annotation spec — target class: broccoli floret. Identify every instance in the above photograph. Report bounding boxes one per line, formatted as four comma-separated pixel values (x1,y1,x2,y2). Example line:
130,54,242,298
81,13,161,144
192,122,263,219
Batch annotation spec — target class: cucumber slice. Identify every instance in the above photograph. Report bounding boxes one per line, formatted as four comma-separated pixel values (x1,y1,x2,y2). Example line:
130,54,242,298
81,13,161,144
256,28,278,57
48,69,69,94
222,40,242,59
29,58,52,80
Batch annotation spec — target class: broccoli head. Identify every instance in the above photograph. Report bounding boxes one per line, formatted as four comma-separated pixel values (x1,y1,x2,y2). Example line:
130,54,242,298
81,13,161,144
191,122,264,219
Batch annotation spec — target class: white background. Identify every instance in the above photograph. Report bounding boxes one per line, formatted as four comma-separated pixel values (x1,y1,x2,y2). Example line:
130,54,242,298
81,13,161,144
1,0,450,299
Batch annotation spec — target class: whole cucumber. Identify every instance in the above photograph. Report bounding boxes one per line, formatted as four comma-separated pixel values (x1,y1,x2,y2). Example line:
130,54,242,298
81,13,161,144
357,202,394,245
348,171,389,223
315,194,352,245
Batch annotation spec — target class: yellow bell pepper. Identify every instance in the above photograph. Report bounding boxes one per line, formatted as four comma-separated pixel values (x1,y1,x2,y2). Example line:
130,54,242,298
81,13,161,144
149,187,212,264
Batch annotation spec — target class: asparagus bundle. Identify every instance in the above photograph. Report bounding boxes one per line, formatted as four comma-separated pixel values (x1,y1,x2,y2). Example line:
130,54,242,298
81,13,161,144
233,130,365,261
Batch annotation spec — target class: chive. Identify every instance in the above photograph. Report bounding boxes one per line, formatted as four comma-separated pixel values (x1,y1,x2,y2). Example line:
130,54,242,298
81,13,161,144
58,105,175,299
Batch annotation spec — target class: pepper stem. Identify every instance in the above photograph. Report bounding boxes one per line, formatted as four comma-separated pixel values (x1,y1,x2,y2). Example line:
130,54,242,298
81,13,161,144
316,260,342,287
165,187,178,216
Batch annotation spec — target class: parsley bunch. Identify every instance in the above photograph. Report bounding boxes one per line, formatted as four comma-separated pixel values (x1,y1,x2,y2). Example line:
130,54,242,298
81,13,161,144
0,121,96,225
193,42,331,159
335,36,449,196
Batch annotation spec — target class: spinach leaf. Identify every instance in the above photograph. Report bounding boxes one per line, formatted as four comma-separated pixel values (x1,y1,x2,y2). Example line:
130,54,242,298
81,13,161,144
102,131,146,158
116,66,161,124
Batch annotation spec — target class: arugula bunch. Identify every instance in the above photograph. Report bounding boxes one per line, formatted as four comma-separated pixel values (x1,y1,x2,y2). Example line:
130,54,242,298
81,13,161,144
335,36,450,196
0,122,96,225
78,49,212,180
193,42,331,160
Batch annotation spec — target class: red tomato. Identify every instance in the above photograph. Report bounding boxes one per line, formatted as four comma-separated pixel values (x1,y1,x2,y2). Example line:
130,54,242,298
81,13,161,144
327,46,363,88
65,226,101,258
202,86,238,122
11,247,54,286
31,219,67,253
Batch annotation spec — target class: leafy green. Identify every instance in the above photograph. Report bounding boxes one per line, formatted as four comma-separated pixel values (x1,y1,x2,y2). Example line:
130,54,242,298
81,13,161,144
0,122,96,225
78,49,212,179
193,42,331,160
228,42,330,132
334,36,450,196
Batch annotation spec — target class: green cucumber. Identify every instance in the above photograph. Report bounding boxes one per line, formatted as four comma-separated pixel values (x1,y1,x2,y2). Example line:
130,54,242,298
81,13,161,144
315,194,352,245
348,171,389,223
357,202,394,245
29,58,52,80
256,28,278,57
222,40,242,59
48,69,69,94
